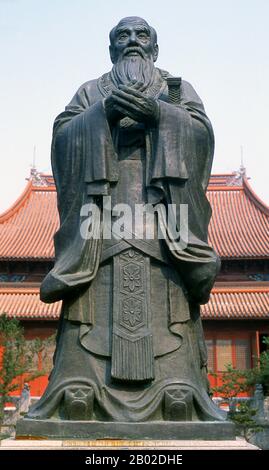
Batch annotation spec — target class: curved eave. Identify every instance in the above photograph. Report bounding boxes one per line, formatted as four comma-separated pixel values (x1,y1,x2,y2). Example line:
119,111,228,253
0,183,58,260
207,181,269,259
0,181,33,223
243,176,269,216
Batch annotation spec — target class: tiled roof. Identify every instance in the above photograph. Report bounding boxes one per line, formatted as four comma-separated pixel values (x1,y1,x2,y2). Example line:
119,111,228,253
207,175,269,259
0,180,58,260
0,286,61,320
201,285,269,320
0,172,268,260
0,285,268,321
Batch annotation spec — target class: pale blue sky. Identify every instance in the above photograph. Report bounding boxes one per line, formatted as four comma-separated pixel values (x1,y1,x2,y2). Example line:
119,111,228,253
0,0,268,211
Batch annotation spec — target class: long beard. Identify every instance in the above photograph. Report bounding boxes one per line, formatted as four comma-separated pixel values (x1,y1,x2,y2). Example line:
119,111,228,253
111,55,155,89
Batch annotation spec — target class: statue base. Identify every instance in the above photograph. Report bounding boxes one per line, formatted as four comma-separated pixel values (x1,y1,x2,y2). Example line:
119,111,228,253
16,419,236,441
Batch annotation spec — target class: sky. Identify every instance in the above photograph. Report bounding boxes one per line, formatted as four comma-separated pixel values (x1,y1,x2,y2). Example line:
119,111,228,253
0,0,268,212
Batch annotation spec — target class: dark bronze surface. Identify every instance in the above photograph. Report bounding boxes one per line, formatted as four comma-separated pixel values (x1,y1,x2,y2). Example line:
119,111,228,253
18,17,228,437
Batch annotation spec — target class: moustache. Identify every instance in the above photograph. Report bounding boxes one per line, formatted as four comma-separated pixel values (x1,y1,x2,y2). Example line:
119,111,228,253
122,47,146,59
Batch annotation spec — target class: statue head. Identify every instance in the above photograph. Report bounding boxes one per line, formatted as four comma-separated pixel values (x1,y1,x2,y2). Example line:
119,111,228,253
109,17,159,87
109,17,159,65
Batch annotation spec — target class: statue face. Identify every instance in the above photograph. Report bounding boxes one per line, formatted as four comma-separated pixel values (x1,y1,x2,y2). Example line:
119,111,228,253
110,19,158,64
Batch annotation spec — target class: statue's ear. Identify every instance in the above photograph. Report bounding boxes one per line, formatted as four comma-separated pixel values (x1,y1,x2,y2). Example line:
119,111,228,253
109,45,115,64
153,44,159,62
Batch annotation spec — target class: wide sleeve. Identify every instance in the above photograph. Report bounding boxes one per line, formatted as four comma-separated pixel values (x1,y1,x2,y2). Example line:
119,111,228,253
40,84,116,303
150,80,219,304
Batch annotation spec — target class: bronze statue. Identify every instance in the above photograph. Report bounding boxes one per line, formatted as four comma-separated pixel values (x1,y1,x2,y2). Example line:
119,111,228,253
18,17,231,439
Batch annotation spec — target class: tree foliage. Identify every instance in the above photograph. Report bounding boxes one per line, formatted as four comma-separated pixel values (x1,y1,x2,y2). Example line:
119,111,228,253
210,340,269,440
211,363,250,401
246,336,269,396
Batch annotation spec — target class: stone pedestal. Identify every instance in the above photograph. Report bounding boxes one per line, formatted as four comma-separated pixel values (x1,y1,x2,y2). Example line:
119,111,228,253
16,419,235,441
1,437,259,450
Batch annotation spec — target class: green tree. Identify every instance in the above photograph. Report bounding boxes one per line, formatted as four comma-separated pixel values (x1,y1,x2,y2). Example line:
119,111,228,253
211,364,261,439
0,314,54,425
246,336,269,396
211,363,250,404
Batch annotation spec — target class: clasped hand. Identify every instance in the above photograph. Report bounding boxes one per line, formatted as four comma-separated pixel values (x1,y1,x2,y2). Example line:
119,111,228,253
105,82,159,126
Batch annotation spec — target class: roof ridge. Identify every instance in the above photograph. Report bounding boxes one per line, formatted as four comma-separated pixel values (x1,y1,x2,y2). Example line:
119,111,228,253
212,285,269,293
0,286,40,294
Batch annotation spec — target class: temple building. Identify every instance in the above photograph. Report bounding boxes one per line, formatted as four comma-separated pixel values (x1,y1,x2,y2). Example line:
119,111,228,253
0,168,268,396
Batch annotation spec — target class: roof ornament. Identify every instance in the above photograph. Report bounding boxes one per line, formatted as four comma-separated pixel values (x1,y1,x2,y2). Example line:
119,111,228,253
27,167,49,187
226,166,246,186
227,146,247,186
25,145,49,187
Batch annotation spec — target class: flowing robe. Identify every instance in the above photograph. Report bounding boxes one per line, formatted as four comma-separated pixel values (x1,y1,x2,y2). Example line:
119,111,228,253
28,68,225,421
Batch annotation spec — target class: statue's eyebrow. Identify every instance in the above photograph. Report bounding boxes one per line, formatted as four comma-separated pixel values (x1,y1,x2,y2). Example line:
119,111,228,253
116,26,150,36
134,26,150,35
115,27,130,36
